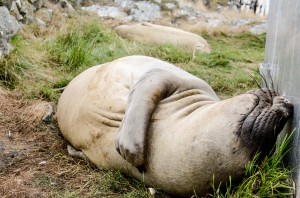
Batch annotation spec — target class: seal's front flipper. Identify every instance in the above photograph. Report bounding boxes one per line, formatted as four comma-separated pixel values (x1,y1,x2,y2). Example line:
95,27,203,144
115,69,211,169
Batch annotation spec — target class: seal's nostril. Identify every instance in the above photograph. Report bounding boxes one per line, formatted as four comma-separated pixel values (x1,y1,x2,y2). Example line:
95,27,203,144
284,99,290,103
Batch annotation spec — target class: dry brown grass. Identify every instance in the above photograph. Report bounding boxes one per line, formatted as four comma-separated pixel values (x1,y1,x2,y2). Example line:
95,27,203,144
0,88,157,197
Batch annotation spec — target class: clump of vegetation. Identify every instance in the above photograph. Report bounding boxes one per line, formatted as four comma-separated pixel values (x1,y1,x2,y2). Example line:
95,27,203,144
49,20,116,71
210,132,294,197
0,35,34,88
145,44,194,64
100,171,150,197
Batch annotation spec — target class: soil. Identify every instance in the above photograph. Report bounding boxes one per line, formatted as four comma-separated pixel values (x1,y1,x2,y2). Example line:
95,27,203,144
0,88,73,197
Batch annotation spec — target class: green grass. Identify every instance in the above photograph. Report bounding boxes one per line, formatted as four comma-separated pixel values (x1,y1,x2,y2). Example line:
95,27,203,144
0,12,292,197
47,19,140,74
143,32,264,98
0,35,34,88
145,44,194,64
3,14,265,100
211,132,294,197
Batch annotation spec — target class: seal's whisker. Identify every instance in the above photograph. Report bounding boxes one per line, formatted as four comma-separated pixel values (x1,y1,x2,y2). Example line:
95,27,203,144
270,73,275,90
259,71,272,97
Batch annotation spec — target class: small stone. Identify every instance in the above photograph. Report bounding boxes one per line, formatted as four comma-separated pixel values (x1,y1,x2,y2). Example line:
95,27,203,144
82,5,129,21
164,3,176,10
148,188,156,196
34,18,46,29
35,8,54,22
250,23,267,35
59,0,75,12
39,161,47,165
32,0,44,10
8,130,12,140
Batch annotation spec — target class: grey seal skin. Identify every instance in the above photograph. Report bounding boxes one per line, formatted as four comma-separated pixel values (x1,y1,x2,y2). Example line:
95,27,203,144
57,56,293,197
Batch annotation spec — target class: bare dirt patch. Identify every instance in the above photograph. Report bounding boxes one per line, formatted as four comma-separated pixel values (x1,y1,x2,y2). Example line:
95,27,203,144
0,88,151,197
0,89,84,197
0,89,54,197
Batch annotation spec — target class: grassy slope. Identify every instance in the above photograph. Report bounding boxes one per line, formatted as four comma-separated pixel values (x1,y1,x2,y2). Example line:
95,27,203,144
0,16,263,101
0,13,293,197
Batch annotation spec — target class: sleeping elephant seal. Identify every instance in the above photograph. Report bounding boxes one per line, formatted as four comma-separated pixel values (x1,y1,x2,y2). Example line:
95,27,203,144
57,56,293,197
115,23,211,53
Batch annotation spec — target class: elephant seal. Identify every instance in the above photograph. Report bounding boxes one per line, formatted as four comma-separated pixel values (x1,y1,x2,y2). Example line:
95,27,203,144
115,23,211,53
57,56,293,197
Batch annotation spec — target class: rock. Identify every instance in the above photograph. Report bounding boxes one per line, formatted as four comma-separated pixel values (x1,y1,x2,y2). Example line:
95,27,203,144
39,160,47,165
232,18,253,28
148,188,156,196
203,12,225,20
59,0,75,12
114,0,135,12
83,1,161,22
15,0,21,8
0,6,19,58
69,0,82,5
19,101,55,127
18,1,35,23
0,0,13,9
82,5,129,21
34,18,46,29
32,0,44,10
172,0,204,20
0,38,12,58
35,8,53,22
163,2,177,10
10,1,23,21
207,19,224,27
130,1,161,22
115,22,211,53
250,23,267,35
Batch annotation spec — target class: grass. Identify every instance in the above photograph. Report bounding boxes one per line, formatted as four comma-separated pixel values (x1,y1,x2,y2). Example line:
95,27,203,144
0,35,34,88
144,32,263,98
211,132,294,197
0,11,292,197
0,13,264,100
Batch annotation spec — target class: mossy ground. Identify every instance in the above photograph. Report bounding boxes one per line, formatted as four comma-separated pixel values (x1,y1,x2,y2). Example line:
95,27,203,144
0,12,293,197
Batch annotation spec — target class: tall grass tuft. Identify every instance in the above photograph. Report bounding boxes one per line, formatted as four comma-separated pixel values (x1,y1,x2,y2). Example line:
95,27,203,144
48,20,116,71
211,132,294,197
0,35,34,88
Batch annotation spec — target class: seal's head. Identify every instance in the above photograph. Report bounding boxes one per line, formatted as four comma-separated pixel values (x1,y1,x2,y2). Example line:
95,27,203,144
237,88,293,156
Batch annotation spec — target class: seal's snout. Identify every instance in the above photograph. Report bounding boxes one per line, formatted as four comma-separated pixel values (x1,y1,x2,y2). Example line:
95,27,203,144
239,89,293,154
